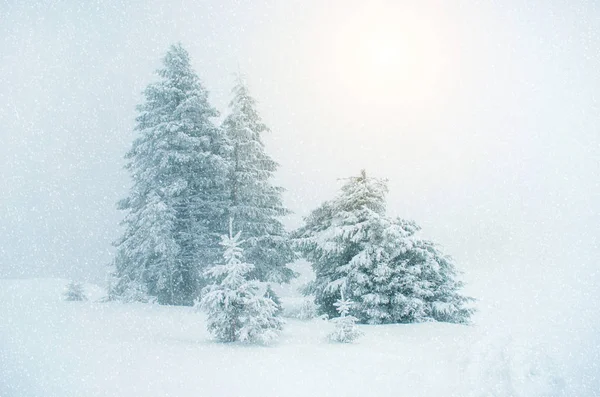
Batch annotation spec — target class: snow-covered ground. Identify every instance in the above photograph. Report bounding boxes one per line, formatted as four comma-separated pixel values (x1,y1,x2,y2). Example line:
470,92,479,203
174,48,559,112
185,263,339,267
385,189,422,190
0,278,591,397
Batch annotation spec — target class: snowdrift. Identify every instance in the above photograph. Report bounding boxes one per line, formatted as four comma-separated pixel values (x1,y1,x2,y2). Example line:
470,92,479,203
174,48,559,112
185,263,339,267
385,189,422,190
0,279,575,396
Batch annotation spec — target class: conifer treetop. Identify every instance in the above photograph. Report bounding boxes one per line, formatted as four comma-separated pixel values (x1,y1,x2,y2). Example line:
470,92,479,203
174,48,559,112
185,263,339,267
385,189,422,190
336,169,389,216
226,74,270,136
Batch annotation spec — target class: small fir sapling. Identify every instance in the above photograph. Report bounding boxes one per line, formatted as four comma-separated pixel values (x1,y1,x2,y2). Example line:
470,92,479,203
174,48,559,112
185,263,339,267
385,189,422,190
64,281,87,302
200,219,284,344
297,298,319,320
328,291,362,343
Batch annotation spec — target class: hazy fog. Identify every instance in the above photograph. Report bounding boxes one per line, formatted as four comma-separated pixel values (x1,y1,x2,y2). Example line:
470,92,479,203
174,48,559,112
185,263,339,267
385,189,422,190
1,0,599,382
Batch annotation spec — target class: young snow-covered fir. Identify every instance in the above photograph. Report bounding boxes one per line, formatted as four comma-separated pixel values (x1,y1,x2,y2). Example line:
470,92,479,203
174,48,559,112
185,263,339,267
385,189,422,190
328,292,362,343
221,77,296,283
64,281,87,301
200,219,284,344
264,284,283,317
296,298,319,320
295,170,474,324
110,44,230,305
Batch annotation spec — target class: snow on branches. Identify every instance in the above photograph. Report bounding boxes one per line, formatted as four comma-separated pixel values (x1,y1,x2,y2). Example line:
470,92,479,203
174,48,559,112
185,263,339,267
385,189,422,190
200,219,284,344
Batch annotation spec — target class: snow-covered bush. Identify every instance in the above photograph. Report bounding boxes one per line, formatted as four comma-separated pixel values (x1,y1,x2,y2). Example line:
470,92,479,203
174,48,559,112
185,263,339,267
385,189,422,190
200,221,284,344
328,295,362,343
64,281,87,301
296,297,319,320
329,316,362,343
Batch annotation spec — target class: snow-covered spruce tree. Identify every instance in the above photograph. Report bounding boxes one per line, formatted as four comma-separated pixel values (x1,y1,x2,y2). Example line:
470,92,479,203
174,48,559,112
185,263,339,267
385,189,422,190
221,77,296,283
200,219,284,343
64,281,87,301
328,292,362,343
294,170,474,324
111,44,230,306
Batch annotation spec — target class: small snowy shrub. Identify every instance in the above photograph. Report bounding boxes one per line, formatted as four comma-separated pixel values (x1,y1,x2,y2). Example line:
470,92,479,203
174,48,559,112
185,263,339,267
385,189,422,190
296,298,319,320
329,316,362,343
64,281,87,302
200,220,284,344
328,295,362,343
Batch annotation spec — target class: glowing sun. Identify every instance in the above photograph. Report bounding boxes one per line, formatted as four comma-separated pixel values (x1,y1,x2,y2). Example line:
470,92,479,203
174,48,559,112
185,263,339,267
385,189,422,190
325,6,446,103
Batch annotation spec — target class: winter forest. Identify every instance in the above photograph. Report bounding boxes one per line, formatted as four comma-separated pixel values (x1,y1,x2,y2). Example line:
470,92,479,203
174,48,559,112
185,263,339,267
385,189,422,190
2,1,599,396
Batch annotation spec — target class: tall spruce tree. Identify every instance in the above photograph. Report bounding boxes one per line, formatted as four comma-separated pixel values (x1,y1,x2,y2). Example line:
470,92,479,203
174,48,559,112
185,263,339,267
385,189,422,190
221,77,296,283
111,44,230,305
295,170,474,324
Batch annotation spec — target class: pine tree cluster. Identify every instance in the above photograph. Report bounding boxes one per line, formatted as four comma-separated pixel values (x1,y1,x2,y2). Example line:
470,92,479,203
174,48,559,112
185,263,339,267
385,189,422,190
109,44,474,335
110,44,295,306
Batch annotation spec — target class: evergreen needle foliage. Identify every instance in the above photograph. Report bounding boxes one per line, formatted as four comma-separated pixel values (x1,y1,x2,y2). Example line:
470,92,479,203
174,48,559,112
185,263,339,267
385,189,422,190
201,219,284,344
110,44,229,305
295,170,475,324
222,77,296,283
